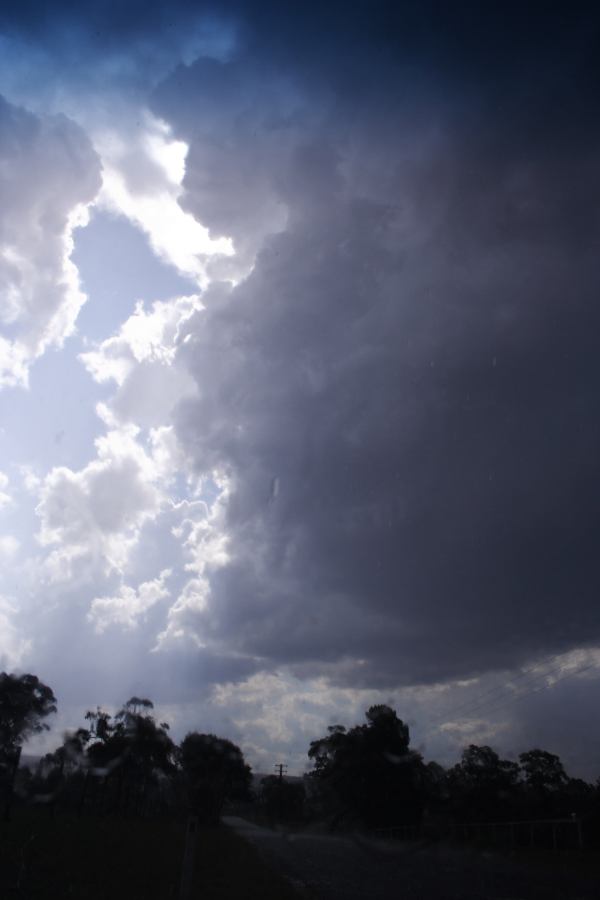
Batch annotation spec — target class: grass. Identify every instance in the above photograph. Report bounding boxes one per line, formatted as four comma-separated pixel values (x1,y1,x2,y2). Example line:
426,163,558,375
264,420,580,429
0,807,302,899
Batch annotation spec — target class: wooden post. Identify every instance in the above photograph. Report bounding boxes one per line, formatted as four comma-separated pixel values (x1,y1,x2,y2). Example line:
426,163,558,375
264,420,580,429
552,823,557,853
3,745,22,822
576,818,583,851
78,770,90,817
179,814,198,900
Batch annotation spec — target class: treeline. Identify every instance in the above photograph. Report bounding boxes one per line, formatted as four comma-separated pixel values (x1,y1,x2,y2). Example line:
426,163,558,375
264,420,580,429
305,704,599,839
3,672,600,846
0,673,251,823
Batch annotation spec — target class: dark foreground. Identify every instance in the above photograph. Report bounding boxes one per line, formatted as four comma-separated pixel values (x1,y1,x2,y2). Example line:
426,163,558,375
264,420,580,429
224,816,600,900
0,809,301,899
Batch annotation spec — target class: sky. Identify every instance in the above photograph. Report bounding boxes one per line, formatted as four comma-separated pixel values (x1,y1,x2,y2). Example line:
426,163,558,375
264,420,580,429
1,0,600,778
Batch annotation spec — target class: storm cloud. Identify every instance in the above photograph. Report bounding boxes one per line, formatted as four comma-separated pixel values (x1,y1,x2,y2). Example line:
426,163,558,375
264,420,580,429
1,1,600,774
147,3,600,687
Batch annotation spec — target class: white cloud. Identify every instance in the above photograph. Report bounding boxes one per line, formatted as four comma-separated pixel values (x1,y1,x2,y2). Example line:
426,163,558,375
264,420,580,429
157,471,231,648
18,465,42,494
81,295,201,384
80,295,200,429
209,671,426,774
36,427,166,579
88,568,172,633
95,112,233,286
0,471,11,509
0,95,101,387
0,535,19,560
0,595,31,669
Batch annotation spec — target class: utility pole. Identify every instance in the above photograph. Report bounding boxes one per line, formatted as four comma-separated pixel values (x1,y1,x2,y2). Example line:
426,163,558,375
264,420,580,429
274,763,288,781
274,763,287,822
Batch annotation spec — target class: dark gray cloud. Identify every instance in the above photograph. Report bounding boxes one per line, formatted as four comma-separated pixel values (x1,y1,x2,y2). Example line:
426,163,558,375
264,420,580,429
2,1,597,107
146,4,600,689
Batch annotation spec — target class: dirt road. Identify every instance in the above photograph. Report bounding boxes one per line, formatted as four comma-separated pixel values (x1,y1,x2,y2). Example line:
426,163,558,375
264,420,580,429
223,816,599,900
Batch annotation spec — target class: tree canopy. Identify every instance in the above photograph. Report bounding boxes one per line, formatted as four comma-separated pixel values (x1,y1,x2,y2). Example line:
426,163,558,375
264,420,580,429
446,744,521,822
179,732,252,824
0,672,57,756
260,774,306,822
519,749,568,792
308,705,425,827
84,697,175,784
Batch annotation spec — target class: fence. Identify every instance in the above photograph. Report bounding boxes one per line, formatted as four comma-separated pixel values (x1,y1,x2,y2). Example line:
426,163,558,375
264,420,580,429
372,817,583,852
448,817,583,852
373,823,422,841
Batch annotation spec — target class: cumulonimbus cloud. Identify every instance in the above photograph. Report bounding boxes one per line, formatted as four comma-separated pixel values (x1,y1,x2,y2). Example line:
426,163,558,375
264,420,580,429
147,5,600,690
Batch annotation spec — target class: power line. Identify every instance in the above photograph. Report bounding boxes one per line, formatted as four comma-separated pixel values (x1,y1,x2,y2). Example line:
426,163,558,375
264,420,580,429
424,656,599,739
464,659,599,725
426,660,560,726
429,653,586,727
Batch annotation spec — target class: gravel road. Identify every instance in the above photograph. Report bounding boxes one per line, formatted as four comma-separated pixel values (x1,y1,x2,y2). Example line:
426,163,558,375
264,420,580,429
223,816,599,900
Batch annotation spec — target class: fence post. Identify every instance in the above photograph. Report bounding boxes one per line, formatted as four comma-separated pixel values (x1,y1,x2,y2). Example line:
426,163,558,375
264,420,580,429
3,745,22,822
179,814,198,900
78,770,89,817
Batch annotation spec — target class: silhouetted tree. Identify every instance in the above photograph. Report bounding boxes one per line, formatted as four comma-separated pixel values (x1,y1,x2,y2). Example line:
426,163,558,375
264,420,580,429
519,748,569,817
83,707,121,774
179,732,252,825
115,698,175,784
260,774,306,822
82,698,175,814
10,727,90,812
447,745,520,822
519,749,567,792
308,705,426,828
0,672,56,819
0,672,57,755
563,777,595,818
